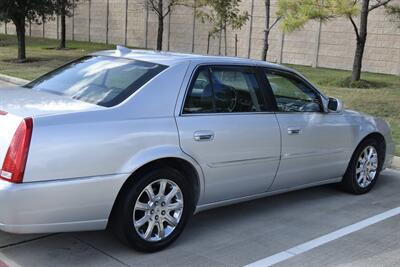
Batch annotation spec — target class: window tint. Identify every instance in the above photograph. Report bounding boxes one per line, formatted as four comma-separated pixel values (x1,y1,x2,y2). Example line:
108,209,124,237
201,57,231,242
183,70,214,113
265,71,322,112
25,56,167,107
183,66,265,114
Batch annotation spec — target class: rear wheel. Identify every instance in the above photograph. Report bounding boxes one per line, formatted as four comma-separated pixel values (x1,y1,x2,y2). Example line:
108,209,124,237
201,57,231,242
111,168,193,252
341,138,383,194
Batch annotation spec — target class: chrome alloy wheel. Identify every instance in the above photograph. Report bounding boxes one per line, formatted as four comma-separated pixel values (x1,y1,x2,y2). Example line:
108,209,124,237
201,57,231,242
356,146,378,188
133,179,184,242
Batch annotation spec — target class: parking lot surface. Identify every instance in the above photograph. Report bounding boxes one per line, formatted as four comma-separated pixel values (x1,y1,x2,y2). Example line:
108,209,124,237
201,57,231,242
1,80,400,267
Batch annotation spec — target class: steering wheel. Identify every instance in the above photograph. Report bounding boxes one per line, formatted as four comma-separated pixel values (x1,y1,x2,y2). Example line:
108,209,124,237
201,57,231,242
226,86,238,112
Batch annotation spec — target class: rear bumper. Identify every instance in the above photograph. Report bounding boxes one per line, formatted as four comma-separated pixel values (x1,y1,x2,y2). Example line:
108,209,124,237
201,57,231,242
0,174,128,234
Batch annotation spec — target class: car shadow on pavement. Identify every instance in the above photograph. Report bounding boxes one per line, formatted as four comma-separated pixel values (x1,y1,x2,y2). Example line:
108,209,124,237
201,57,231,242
0,170,398,267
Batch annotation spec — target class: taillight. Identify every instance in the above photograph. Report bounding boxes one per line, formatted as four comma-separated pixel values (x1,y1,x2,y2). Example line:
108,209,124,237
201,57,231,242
0,118,33,183
0,110,7,115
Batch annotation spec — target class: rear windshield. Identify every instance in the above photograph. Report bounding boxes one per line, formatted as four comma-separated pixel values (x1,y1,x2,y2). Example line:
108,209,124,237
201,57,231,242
25,56,167,107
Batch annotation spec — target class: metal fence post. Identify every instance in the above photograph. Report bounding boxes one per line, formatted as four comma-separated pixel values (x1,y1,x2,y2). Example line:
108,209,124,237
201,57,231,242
218,29,222,55
312,20,322,68
88,0,91,42
247,0,254,58
4,22,7,35
144,0,149,49
278,31,285,64
191,0,196,53
72,1,75,41
106,0,109,44
57,15,60,40
125,0,128,46
397,49,400,76
167,12,171,51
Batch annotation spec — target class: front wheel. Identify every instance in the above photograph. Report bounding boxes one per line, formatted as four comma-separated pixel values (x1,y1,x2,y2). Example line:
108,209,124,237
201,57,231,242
111,168,193,252
341,138,383,194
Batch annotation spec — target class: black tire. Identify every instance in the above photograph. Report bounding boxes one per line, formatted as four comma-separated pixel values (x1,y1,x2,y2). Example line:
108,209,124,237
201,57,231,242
110,167,194,252
341,138,384,194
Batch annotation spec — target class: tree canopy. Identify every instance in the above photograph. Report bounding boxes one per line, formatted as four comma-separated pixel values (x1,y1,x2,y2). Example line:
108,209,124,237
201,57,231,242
0,0,56,60
0,0,54,24
276,0,359,32
276,0,395,83
196,0,249,36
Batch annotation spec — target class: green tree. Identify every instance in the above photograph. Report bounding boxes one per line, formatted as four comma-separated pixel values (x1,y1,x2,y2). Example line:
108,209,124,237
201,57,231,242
147,0,186,50
196,0,249,56
262,0,281,61
386,4,400,22
277,0,394,83
0,0,55,61
53,0,80,49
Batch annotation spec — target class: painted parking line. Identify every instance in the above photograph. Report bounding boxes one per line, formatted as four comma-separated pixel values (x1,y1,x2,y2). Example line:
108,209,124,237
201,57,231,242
244,207,400,267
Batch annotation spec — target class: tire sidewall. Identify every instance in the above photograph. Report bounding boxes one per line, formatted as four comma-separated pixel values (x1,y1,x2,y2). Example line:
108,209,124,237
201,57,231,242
116,168,193,252
346,138,383,194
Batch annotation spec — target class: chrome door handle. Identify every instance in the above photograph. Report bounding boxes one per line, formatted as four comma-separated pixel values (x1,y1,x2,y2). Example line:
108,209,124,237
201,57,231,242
194,131,215,141
287,127,301,135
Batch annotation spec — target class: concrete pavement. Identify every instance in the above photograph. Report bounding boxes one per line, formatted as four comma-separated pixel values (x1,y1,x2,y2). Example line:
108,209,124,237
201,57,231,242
0,169,398,267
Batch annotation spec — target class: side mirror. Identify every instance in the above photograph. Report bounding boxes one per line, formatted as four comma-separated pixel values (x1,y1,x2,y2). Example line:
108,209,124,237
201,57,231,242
327,97,343,113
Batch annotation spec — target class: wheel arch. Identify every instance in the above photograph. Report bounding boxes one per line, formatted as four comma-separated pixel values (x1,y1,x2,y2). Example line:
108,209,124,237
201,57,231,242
358,132,386,153
354,132,386,169
108,156,202,226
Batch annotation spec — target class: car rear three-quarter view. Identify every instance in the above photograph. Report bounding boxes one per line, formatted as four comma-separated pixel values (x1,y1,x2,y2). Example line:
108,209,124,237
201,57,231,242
0,47,395,252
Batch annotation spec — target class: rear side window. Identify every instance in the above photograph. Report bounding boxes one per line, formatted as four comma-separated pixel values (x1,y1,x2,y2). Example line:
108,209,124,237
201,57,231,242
183,66,266,114
183,70,214,113
25,56,167,107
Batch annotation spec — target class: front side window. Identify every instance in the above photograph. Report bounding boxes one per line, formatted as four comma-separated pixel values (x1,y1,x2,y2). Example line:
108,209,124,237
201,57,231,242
183,66,266,114
265,70,322,112
25,56,167,107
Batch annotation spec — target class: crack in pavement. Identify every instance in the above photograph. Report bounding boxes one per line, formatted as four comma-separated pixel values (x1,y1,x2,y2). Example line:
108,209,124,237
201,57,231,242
0,234,58,250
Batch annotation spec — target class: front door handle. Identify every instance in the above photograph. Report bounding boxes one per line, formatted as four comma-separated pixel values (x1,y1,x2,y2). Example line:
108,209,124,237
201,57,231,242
287,127,301,135
194,130,215,141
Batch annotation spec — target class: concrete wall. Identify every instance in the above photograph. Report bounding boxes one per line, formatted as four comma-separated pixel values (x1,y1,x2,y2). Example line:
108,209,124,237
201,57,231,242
1,0,400,75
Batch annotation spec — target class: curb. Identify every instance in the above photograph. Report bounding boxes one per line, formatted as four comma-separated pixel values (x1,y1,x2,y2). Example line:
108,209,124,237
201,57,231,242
392,156,400,170
0,73,29,86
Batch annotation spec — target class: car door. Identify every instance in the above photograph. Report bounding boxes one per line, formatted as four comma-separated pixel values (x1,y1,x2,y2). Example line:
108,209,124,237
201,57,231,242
175,65,281,204
262,68,355,191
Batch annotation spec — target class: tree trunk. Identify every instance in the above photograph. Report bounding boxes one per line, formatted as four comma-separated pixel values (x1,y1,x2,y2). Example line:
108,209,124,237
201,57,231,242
262,0,270,61
207,32,211,54
351,0,369,83
59,7,66,49
14,18,26,61
224,26,227,56
156,0,164,50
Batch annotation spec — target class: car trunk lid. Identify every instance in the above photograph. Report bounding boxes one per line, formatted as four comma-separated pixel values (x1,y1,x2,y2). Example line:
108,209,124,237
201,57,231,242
0,86,104,118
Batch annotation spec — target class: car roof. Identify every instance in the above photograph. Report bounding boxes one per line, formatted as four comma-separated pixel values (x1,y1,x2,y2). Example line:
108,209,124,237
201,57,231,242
91,46,292,71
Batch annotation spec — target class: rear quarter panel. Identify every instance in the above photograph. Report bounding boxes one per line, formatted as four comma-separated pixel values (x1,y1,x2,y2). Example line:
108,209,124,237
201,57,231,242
23,62,196,183
25,113,180,182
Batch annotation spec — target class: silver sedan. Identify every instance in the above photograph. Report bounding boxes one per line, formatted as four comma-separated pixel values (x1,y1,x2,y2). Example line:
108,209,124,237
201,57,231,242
0,47,395,252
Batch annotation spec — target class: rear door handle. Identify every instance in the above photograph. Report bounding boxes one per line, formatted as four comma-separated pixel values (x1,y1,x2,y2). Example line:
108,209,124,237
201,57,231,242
194,130,215,141
287,127,301,135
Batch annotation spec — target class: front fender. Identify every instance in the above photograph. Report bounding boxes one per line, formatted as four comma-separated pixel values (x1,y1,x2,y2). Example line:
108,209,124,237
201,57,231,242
346,110,395,169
